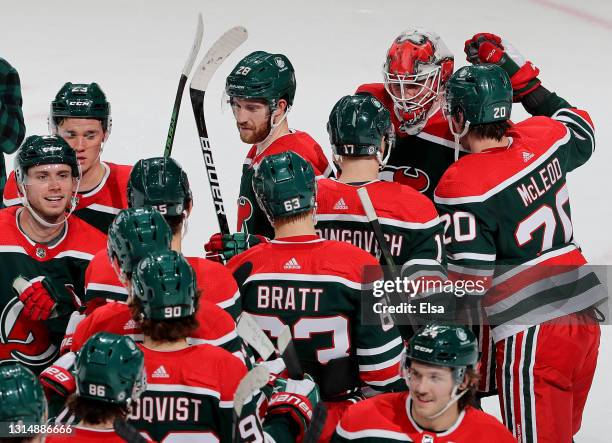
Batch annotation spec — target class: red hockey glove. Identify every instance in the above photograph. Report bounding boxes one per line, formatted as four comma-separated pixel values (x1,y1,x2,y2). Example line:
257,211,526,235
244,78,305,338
265,375,321,442
464,33,541,101
39,352,76,400
13,276,81,321
205,232,267,263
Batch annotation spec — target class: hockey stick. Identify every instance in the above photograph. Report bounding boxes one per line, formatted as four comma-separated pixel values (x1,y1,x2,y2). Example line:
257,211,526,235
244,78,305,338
357,187,416,333
237,312,276,361
303,402,328,443
190,26,248,234
277,325,303,380
163,13,204,157
113,419,148,443
233,365,270,443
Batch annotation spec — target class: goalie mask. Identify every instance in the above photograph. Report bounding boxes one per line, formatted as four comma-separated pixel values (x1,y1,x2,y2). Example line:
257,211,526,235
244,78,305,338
383,29,454,135
327,94,395,166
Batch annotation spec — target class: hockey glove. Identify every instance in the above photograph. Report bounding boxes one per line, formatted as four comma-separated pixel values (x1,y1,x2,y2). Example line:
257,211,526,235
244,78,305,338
13,276,81,321
39,351,76,400
464,33,541,101
266,374,321,442
204,232,267,263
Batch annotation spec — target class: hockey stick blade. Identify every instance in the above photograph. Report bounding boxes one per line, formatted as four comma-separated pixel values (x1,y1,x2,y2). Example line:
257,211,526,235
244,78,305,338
113,418,148,443
189,26,248,234
237,312,275,360
303,403,328,443
278,325,303,380
233,364,270,416
164,13,204,157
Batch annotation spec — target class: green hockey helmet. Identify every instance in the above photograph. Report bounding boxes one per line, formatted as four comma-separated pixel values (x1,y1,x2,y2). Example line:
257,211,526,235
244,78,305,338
0,362,47,425
444,64,512,127
327,94,395,164
405,323,478,384
14,135,80,186
131,250,197,321
226,51,296,108
107,207,172,279
75,332,145,405
50,82,111,132
252,151,316,223
128,157,192,217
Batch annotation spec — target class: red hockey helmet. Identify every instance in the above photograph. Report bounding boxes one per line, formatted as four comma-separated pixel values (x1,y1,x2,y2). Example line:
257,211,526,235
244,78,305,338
383,29,454,134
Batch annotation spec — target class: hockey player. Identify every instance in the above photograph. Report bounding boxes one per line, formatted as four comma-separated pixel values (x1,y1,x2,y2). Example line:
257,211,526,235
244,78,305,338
205,50,333,258
3,82,131,233
227,151,406,442
0,361,47,443
127,250,257,442
317,94,448,336
332,324,515,442
434,37,604,442
356,29,460,198
83,156,240,319
46,332,146,442
0,135,106,373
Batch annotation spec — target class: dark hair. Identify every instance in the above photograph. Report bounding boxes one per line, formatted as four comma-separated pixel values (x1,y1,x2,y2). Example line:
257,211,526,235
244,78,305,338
129,294,200,342
458,366,480,410
468,121,511,142
165,214,185,236
66,394,127,425
274,208,314,226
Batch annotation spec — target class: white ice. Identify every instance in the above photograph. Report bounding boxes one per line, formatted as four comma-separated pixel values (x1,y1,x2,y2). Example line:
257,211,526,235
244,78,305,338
1,0,610,440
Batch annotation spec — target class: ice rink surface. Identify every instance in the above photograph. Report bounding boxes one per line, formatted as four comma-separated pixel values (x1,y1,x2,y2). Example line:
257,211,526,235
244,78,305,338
1,0,610,440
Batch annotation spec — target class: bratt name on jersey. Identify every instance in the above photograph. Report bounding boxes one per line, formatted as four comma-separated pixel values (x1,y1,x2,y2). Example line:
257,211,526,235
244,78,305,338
257,285,322,312
516,157,562,207
129,396,203,423
315,227,403,257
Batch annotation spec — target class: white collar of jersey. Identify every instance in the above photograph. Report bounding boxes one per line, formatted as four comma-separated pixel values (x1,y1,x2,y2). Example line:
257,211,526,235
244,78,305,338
332,178,380,187
405,394,467,437
79,161,111,197
271,237,325,245
15,207,69,249
73,425,116,433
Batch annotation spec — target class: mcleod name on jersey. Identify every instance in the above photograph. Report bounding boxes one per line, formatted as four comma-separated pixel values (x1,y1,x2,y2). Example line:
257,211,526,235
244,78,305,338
0,206,106,372
357,84,467,199
227,235,405,395
4,161,131,233
238,131,333,238
434,108,605,342
333,392,515,442
130,344,254,443
82,249,241,320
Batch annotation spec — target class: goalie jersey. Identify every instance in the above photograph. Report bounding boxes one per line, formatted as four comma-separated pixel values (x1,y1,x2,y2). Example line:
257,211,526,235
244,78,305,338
3,161,131,233
357,83,466,199
238,131,333,238
0,206,106,372
82,249,241,320
434,108,606,343
332,392,515,442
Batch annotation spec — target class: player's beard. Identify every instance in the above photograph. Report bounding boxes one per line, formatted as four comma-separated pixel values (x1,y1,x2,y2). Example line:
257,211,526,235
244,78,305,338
237,119,272,144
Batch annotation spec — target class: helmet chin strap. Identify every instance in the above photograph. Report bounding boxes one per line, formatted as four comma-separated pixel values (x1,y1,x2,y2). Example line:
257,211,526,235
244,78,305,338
424,384,469,419
257,104,292,152
18,181,80,229
448,118,470,161
180,211,189,239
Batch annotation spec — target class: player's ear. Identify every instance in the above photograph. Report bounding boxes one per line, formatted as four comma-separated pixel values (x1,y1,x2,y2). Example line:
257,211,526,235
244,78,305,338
185,199,193,218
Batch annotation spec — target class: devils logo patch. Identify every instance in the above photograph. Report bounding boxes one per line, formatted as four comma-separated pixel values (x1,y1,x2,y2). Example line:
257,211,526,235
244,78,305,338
381,166,430,193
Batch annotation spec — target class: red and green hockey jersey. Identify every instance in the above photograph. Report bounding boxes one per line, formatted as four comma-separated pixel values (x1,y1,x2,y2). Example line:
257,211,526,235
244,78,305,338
237,130,333,238
3,161,131,233
0,206,106,372
82,249,241,320
129,344,253,443
227,235,405,395
316,178,446,280
69,300,245,363
46,426,151,442
332,392,516,442
356,83,467,200
434,108,605,342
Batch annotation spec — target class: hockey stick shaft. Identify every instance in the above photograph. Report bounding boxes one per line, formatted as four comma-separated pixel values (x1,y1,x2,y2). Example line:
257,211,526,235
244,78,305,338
113,419,148,443
189,26,248,234
303,403,328,443
278,325,304,380
164,13,204,157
